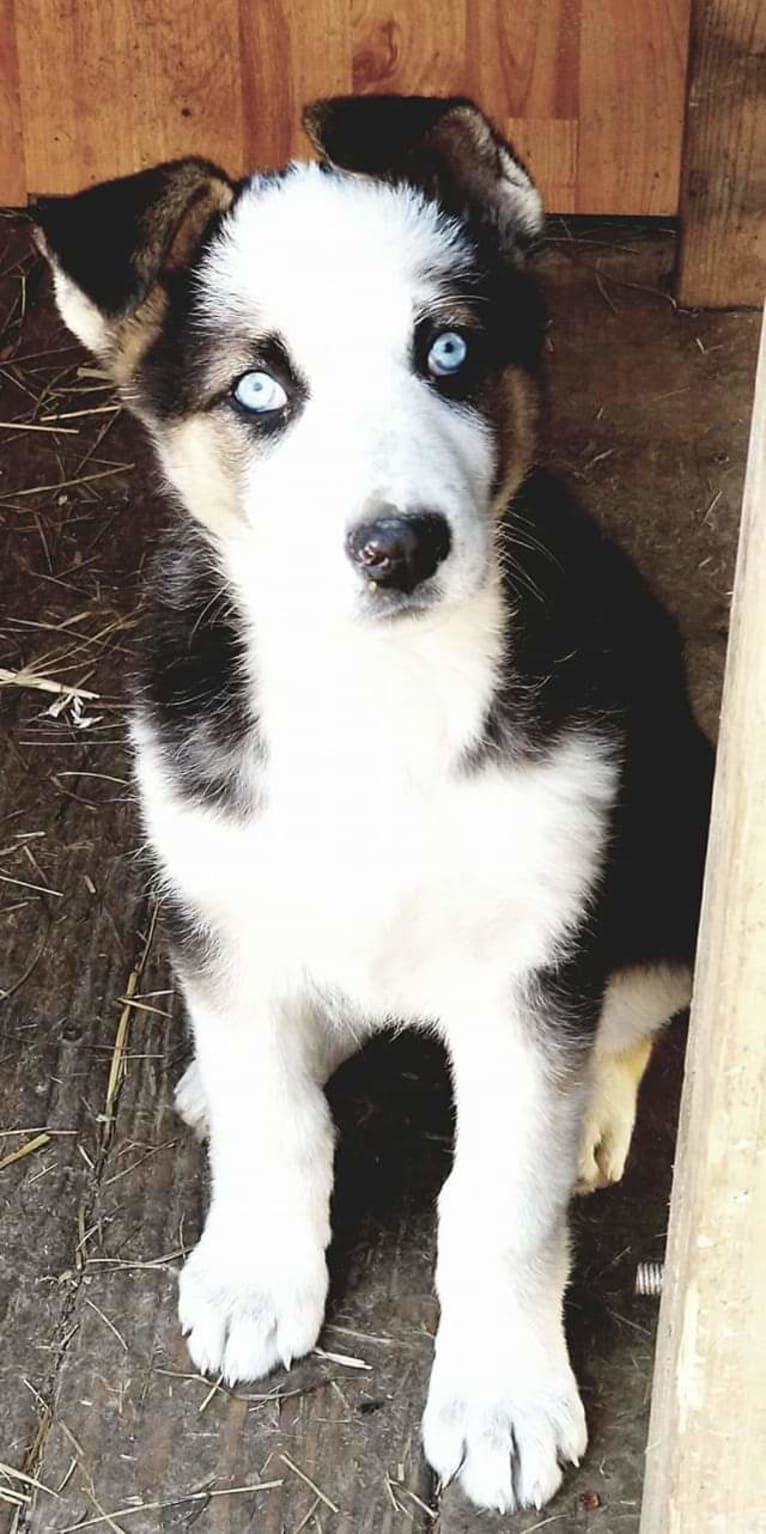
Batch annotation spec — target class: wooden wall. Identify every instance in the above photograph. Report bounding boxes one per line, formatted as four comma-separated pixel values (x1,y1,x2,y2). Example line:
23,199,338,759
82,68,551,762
677,0,766,307
1,0,691,214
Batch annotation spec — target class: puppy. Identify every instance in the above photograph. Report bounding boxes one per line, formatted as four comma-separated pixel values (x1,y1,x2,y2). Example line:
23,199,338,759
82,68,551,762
35,96,712,1515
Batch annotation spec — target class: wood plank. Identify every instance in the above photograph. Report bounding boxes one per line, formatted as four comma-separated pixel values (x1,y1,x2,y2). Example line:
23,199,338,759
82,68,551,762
467,0,580,213
351,0,466,96
677,0,766,307
507,117,579,213
468,0,581,122
8,0,695,215
242,0,352,169
0,843,146,1534
0,256,162,1527
0,0,26,204
640,312,766,1530
578,0,691,214
14,0,245,194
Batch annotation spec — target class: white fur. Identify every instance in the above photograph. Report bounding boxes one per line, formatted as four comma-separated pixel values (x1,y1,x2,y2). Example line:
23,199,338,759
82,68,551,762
496,143,544,242
51,267,110,356
598,961,691,1055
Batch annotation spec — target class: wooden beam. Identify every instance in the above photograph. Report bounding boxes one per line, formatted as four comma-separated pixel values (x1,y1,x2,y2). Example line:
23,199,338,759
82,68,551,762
677,0,766,306
640,310,766,1531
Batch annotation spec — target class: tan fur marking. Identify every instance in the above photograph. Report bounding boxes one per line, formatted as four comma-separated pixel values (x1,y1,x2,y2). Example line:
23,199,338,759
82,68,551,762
111,176,234,388
164,178,234,271
133,168,234,290
490,365,539,515
111,286,168,388
157,414,245,535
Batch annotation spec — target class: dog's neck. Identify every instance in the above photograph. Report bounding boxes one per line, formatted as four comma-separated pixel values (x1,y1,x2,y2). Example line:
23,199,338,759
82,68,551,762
221,537,507,783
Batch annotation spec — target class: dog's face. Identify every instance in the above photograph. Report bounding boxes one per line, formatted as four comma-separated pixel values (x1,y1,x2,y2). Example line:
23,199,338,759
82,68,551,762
36,97,545,624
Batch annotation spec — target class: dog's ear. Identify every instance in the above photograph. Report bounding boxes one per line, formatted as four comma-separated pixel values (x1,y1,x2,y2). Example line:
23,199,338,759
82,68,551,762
303,95,542,257
34,159,235,363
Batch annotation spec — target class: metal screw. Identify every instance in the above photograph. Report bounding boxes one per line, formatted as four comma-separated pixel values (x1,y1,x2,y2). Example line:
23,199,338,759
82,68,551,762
635,1261,665,1297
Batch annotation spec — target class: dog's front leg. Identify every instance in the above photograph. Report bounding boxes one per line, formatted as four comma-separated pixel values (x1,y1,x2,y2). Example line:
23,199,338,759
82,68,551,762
424,996,589,1514
177,981,335,1385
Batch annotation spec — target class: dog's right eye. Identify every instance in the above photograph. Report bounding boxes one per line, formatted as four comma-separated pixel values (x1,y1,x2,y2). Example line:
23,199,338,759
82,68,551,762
232,371,288,414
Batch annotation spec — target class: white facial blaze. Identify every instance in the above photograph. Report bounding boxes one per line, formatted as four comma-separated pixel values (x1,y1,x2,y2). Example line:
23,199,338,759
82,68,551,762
194,165,498,623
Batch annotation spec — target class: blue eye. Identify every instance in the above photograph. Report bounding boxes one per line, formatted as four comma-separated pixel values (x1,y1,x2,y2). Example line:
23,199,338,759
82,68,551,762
233,370,288,414
427,331,468,378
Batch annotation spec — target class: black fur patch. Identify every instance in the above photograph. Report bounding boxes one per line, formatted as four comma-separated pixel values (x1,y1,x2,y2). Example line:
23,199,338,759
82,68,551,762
158,883,220,981
133,518,261,817
466,469,713,978
35,159,236,317
303,95,542,256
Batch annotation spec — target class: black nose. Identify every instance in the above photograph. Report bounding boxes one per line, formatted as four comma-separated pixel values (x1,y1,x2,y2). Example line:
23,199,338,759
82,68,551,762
346,512,451,594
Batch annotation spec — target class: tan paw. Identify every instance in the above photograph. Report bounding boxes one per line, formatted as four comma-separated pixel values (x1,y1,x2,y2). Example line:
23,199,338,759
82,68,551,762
577,1107,634,1193
576,1038,652,1195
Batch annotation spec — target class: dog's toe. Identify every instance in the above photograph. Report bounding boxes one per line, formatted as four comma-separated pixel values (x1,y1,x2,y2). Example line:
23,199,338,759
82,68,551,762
423,1345,586,1514
178,1228,328,1384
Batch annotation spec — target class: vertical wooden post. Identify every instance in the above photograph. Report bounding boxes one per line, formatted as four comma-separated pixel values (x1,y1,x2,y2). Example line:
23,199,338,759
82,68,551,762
640,312,766,1531
677,0,766,307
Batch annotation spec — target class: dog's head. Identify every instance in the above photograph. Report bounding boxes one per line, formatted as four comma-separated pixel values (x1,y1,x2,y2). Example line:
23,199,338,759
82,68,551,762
36,97,545,623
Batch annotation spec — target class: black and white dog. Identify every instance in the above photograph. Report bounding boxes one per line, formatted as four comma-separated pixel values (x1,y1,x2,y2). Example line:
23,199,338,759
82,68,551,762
36,97,712,1515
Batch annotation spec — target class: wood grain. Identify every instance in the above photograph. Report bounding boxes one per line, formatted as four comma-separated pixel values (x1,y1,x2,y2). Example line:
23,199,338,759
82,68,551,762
14,0,245,191
640,312,766,1531
352,0,466,97
241,0,352,167
578,0,691,214
3,0,694,215
468,0,581,120
0,0,25,204
677,0,766,307
507,117,579,213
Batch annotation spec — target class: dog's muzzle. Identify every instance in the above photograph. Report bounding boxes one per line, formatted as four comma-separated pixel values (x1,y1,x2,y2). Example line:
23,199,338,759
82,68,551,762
346,511,451,594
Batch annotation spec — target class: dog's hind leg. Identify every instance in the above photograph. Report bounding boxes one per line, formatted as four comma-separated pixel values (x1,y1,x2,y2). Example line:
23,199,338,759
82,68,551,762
577,1036,653,1192
577,962,692,1193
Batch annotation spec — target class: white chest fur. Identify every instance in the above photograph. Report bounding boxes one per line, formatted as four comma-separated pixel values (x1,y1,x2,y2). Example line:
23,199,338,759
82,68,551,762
135,593,616,1027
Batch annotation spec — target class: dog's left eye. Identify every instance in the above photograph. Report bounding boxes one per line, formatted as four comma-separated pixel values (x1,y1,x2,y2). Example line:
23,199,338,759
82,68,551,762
232,371,288,414
427,331,468,377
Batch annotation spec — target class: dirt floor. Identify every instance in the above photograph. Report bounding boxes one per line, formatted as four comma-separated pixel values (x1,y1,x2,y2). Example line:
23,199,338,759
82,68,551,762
0,210,760,1534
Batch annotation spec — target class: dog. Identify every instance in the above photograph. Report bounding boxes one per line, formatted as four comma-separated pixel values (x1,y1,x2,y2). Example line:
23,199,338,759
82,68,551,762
35,96,712,1515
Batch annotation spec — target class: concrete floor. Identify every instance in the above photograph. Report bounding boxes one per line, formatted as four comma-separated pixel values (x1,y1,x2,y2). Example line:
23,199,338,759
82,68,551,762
0,213,760,1534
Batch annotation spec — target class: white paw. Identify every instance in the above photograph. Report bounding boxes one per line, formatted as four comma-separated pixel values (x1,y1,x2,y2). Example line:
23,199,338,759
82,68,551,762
423,1341,587,1514
178,1226,328,1384
174,1059,209,1140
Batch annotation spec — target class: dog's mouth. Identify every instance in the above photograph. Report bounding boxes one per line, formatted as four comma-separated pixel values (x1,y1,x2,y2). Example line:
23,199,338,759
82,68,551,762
357,578,444,621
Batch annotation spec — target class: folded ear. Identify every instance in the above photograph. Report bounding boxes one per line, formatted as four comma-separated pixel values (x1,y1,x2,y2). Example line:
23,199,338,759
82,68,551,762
303,95,543,257
34,158,235,364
